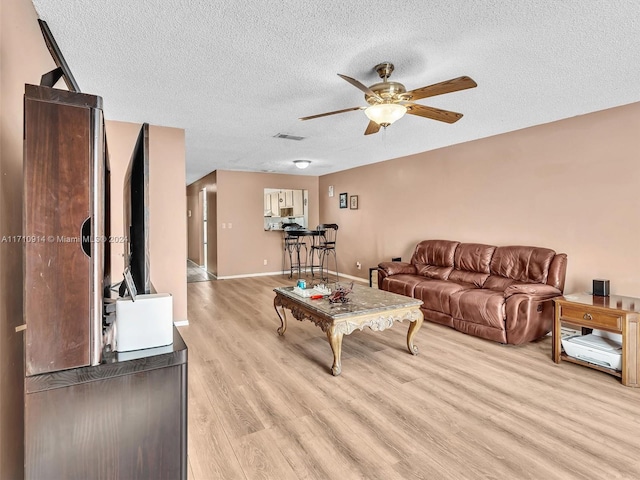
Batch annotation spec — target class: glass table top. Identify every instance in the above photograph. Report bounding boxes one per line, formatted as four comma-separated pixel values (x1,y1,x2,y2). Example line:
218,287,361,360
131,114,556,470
560,292,640,313
274,283,422,319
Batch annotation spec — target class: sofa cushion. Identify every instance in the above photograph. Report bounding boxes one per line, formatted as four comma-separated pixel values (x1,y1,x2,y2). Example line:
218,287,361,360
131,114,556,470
416,264,454,280
503,283,562,299
449,243,496,287
489,246,556,284
450,289,506,330
414,279,475,315
411,240,459,280
483,275,518,291
378,261,416,276
381,274,425,297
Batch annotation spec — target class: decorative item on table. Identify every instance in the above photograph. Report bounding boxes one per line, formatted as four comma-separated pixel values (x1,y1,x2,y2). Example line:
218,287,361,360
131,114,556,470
293,283,331,298
314,284,332,296
593,279,610,297
297,279,306,289
328,282,354,304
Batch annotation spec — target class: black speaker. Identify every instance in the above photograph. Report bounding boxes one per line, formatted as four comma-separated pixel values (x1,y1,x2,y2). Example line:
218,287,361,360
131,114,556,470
593,279,610,297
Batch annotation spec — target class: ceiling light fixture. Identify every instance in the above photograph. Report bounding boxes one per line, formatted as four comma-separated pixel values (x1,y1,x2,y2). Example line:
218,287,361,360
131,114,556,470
293,160,311,169
365,103,407,127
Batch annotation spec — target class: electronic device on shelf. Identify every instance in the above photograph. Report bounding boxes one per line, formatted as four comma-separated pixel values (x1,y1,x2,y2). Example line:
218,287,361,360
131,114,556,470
562,329,622,371
119,123,152,297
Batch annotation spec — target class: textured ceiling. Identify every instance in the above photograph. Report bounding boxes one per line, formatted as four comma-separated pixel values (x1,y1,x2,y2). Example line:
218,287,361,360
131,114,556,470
31,1,640,184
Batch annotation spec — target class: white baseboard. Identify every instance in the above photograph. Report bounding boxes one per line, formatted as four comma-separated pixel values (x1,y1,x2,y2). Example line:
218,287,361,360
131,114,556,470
173,320,189,327
215,269,368,284
324,270,368,284
216,271,283,280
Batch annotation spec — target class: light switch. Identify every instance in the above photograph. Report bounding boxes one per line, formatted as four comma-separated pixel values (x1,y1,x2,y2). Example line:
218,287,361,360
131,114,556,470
228,223,232,229
222,223,226,229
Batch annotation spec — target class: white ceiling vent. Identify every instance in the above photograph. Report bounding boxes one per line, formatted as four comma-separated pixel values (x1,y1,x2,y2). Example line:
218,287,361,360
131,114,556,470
273,133,305,141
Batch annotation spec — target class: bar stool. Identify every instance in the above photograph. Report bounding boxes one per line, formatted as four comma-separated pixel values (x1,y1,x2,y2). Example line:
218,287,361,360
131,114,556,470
283,225,307,279
310,224,338,282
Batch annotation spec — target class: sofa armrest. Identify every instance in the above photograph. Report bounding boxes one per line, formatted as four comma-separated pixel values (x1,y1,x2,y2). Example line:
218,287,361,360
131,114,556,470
378,261,417,276
504,283,562,299
504,284,562,344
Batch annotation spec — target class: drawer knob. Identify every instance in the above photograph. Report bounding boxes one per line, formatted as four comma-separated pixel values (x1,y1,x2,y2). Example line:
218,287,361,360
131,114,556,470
583,313,593,321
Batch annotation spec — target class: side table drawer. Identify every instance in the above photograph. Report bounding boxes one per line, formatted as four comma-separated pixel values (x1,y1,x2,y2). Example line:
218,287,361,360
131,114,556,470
559,304,622,331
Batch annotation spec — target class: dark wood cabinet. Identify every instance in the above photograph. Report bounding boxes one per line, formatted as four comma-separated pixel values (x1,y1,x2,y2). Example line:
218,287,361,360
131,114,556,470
25,328,188,480
23,84,109,376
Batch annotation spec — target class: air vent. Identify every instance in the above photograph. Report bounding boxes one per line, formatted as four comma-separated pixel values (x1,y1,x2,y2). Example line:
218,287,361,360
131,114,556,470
274,133,305,141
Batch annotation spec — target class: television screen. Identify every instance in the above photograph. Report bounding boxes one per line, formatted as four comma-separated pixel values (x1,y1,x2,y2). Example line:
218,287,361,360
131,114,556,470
120,123,151,296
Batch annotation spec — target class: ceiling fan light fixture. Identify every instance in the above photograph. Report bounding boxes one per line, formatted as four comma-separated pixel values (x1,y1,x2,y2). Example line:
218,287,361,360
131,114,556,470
365,103,407,127
293,160,311,169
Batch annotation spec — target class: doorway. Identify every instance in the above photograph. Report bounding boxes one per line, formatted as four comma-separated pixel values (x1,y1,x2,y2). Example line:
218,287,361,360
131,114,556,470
201,187,207,270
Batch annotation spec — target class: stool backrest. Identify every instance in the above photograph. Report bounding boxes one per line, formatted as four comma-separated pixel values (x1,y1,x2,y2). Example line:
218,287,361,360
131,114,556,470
283,224,303,244
317,223,338,248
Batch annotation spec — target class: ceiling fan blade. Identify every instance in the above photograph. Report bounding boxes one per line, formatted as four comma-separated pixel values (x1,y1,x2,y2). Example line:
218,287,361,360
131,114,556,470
299,106,364,121
337,74,382,101
364,120,381,135
404,76,477,102
404,103,463,123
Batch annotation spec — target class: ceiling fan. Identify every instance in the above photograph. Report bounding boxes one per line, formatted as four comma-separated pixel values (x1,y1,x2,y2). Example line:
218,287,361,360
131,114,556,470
300,62,477,135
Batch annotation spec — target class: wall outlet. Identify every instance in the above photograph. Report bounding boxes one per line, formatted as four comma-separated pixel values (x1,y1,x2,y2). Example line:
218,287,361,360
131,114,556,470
356,262,361,270
221,223,226,229
263,259,268,266
228,223,232,229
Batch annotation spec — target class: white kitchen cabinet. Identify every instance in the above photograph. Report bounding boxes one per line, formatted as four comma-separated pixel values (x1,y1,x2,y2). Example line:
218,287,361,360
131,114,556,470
293,190,303,216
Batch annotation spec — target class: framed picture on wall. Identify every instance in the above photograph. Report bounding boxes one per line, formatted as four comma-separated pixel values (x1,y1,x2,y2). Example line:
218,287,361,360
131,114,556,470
339,192,348,208
350,195,358,210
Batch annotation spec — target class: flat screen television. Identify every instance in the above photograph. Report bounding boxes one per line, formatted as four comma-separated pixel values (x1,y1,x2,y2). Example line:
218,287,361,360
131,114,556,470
119,123,151,296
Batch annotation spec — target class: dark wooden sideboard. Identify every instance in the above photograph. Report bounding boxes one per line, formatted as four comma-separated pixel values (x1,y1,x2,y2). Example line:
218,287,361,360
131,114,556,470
25,327,187,480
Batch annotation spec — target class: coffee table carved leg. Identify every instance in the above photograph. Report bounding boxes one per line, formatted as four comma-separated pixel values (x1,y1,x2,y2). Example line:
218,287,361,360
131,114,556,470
274,298,287,336
407,312,424,355
326,325,343,376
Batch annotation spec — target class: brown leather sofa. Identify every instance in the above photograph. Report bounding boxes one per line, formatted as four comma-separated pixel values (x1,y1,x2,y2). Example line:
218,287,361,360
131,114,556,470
378,240,567,345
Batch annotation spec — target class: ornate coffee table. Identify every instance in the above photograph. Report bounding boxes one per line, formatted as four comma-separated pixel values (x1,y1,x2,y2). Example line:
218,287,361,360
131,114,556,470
273,284,424,376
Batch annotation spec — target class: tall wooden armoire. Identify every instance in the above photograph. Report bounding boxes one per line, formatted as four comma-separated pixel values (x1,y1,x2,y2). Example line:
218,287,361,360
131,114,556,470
23,84,109,376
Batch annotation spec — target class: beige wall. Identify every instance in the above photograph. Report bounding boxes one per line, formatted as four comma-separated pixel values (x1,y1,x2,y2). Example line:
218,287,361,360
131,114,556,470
217,170,320,277
0,0,56,476
188,171,319,278
105,120,188,322
148,125,188,321
320,102,640,296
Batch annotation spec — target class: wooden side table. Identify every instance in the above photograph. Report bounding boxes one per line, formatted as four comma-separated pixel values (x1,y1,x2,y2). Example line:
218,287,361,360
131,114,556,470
553,293,640,387
369,267,378,287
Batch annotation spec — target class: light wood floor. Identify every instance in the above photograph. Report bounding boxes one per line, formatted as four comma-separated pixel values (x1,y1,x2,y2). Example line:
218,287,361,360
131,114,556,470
179,275,640,480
